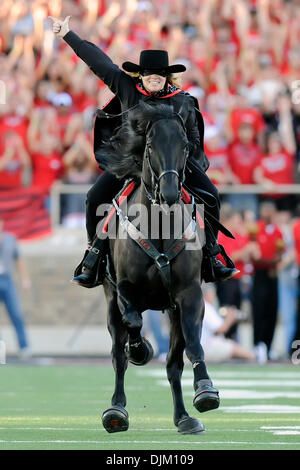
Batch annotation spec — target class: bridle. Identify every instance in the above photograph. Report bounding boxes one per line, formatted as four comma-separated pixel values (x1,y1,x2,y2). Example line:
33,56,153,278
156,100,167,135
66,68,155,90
141,113,189,205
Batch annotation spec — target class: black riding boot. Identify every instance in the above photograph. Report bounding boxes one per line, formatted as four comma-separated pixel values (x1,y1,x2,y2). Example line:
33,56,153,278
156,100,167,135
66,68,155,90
71,238,108,288
202,222,239,283
72,172,124,288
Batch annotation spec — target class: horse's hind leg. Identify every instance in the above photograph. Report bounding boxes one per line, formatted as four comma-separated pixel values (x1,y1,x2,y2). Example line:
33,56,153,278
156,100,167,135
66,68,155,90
167,308,205,435
179,282,220,414
102,290,129,433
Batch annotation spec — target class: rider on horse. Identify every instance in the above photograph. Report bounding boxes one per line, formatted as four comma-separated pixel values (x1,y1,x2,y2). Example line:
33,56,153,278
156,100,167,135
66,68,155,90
49,16,238,288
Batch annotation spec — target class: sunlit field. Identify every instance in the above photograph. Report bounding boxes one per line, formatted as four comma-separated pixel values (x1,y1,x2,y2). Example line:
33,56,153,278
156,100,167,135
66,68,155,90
0,362,300,450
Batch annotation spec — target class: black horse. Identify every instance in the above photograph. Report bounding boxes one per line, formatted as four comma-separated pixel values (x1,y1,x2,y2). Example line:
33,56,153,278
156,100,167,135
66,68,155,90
99,102,219,435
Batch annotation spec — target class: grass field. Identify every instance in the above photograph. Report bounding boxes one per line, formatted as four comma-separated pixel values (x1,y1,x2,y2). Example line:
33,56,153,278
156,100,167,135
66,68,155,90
0,361,300,450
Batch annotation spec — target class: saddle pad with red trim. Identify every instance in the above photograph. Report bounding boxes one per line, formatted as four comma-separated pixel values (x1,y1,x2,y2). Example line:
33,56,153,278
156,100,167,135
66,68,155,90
102,181,205,233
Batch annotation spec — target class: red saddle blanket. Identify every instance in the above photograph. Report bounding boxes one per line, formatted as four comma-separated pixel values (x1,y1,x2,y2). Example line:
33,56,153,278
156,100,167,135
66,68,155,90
102,181,205,233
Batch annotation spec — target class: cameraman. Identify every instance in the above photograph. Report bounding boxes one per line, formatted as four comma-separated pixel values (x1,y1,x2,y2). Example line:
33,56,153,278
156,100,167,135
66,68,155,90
201,284,255,363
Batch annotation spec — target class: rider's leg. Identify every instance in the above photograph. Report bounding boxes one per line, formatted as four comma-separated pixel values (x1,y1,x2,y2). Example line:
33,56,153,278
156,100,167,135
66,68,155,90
185,162,238,282
86,171,124,243
72,171,124,288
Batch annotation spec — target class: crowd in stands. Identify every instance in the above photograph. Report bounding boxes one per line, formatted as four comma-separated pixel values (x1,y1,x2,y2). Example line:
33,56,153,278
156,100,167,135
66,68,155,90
1,0,300,360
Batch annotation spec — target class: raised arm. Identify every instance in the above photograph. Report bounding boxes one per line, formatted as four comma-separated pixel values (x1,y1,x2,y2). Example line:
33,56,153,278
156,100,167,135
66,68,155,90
48,16,133,98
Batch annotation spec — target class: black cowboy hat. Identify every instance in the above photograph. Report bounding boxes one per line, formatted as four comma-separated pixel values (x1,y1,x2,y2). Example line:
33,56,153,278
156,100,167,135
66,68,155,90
122,50,186,74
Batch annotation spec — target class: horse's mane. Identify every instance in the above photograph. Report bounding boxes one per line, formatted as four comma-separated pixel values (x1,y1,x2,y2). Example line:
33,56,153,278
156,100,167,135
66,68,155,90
97,102,175,180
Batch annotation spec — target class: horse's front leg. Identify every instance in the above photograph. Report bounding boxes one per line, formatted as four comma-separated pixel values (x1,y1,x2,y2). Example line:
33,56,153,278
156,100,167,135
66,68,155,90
167,308,205,435
117,280,143,330
179,281,220,413
102,288,129,433
117,280,154,366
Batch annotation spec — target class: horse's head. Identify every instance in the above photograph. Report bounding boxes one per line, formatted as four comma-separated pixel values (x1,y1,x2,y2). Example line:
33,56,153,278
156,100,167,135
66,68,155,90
140,104,189,206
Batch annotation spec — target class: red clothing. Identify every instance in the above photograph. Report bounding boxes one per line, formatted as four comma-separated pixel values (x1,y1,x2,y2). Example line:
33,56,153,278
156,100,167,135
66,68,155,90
33,98,52,109
293,219,300,266
258,151,294,198
228,141,261,184
0,154,22,188
252,220,284,270
55,113,73,141
31,152,63,192
205,146,229,185
71,92,97,112
218,231,249,279
230,108,265,140
0,115,29,152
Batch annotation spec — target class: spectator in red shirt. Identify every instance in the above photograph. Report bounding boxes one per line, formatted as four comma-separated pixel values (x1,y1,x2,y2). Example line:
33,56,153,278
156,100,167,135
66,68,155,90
225,122,261,215
249,201,284,362
0,132,31,189
27,108,63,206
50,92,82,151
216,204,259,338
204,126,236,186
227,95,266,146
0,101,30,153
61,132,98,228
33,80,54,109
253,94,297,210
31,134,63,194
228,122,262,184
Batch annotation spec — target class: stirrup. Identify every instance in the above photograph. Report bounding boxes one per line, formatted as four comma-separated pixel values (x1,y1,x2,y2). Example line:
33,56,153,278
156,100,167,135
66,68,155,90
73,244,107,288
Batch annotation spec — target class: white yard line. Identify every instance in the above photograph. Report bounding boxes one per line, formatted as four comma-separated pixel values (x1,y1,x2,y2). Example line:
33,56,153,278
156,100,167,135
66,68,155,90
157,379,300,388
0,440,300,446
261,426,300,436
0,427,174,432
204,380,300,387
261,426,300,429
136,370,300,379
183,389,300,399
270,431,300,436
222,405,300,413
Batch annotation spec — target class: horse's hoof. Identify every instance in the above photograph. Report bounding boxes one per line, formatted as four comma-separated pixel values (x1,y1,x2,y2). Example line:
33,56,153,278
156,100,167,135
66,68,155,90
102,405,129,433
122,311,143,329
193,380,220,413
177,417,205,435
125,337,154,366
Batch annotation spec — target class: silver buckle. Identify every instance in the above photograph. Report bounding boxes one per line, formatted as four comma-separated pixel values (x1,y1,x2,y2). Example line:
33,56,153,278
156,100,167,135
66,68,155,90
155,253,170,269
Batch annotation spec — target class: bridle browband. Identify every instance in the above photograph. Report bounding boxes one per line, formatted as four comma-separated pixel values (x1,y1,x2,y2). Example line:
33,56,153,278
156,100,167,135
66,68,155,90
142,113,189,205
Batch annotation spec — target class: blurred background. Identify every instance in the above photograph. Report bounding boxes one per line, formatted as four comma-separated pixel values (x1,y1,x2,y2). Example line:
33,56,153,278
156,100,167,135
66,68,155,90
0,0,300,363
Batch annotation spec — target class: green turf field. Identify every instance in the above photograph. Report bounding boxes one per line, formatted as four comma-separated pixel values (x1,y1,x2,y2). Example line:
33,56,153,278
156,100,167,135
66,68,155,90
0,362,300,450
